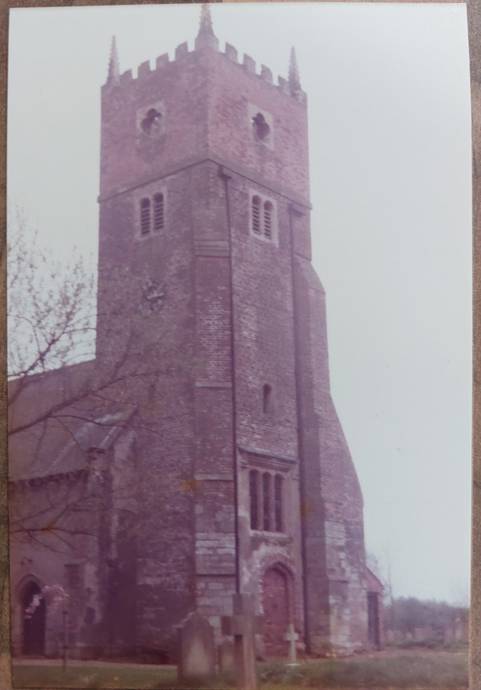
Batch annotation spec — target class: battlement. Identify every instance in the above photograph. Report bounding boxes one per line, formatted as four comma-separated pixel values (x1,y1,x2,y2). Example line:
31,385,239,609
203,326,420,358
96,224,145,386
105,36,305,104
219,41,305,102
100,8,309,202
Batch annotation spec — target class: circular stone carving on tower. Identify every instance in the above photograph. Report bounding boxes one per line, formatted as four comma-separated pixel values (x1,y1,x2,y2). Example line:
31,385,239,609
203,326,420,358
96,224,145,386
141,278,166,312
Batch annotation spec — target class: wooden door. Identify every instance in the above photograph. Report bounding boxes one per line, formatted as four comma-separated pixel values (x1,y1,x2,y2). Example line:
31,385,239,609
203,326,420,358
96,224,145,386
22,582,46,656
262,567,289,657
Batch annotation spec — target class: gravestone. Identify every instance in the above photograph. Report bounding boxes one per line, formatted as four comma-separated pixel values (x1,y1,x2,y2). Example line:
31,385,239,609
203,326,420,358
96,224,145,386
454,617,465,642
414,627,426,642
221,594,261,690
219,639,235,673
444,625,454,645
284,623,299,666
177,611,216,682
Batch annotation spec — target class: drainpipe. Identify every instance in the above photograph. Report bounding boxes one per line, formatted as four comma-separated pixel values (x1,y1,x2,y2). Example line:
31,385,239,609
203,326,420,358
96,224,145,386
218,165,241,594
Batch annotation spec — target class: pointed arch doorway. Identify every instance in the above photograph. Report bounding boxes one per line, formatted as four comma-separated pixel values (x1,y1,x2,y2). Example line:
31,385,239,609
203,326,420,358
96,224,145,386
21,581,46,656
262,565,291,657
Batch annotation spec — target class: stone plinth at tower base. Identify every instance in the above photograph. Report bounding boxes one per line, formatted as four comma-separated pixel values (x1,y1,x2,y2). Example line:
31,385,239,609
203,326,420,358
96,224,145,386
177,612,216,683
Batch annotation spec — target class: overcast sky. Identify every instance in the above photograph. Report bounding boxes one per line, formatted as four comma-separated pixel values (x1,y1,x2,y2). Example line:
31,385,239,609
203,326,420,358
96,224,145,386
8,2,471,603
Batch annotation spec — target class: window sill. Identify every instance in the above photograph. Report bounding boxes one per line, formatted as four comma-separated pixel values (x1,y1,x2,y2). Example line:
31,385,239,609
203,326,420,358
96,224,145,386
250,529,291,541
135,230,162,241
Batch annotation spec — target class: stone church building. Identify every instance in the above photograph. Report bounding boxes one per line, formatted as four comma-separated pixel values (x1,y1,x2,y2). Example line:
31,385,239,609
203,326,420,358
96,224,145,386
9,6,383,661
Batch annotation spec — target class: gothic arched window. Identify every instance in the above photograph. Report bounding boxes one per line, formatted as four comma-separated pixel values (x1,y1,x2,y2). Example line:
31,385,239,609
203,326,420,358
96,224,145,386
153,193,165,231
274,474,283,532
249,470,259,530
140,198,151,235
263,472,271,531
252,195,261,235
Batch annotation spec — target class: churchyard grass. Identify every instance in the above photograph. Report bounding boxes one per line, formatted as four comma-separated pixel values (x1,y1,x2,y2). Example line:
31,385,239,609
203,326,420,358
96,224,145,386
258,648,468,688
12,662,178,689
12,648,468,689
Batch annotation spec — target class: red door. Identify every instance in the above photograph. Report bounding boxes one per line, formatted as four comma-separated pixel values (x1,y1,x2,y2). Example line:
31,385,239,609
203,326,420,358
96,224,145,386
262,567,289,657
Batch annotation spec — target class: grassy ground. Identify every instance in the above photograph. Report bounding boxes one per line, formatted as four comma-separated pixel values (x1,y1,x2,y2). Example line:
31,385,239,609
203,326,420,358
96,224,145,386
12,648,468,689
258,648,468,688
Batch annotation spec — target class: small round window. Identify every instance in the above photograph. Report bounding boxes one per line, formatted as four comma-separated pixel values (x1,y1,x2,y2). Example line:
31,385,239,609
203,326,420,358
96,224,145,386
252,112,271,142
140,108,163,137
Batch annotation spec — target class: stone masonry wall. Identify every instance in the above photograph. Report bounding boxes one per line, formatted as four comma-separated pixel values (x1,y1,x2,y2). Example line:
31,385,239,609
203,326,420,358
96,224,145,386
192,162,237,633
292,206,368,652
226,169,304,635
9,471,105,658
96,30,368,656
96,163,199,653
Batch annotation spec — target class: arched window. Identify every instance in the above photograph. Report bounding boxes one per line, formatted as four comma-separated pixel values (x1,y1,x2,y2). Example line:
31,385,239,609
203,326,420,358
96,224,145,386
21,581,46,655
263,473,271,531
140,198,151,235
250,193,276,243
274,474,283,532
153,193,164,231
263,201,273,239
263,384,272,414
252,195,261,235
249,470,259,530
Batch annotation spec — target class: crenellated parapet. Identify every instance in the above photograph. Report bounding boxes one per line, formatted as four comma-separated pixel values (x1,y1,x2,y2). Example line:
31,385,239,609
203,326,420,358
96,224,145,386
106,44,306,104
104,5,306,104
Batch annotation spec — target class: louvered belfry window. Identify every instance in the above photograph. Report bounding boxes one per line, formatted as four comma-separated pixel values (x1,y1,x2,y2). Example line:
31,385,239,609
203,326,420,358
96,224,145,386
140,198,151,235
263,201,273,239
139,192,166,237
251,193,276,242
252,195,262,235
153,193,164,231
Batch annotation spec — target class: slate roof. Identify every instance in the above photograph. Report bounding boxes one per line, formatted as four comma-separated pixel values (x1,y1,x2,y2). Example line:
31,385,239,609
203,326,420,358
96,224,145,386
8,360,136,481
366,567,384,593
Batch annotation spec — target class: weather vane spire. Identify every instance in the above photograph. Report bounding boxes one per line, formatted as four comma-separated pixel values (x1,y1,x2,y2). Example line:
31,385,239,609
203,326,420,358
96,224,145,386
195,3,219,51
107,35,120,85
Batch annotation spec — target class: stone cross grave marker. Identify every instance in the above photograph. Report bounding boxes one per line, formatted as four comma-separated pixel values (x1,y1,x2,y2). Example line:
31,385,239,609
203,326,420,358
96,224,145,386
177,611,216,682
284,623,299,666
221,594,262,690
218,638,234,673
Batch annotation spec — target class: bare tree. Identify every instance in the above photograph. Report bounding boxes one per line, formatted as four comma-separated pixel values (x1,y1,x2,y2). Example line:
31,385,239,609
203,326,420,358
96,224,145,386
7,211,96,381
6,214,178,552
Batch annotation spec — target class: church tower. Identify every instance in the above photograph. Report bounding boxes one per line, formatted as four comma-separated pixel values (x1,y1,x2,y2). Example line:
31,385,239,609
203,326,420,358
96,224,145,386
96,6,368,656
